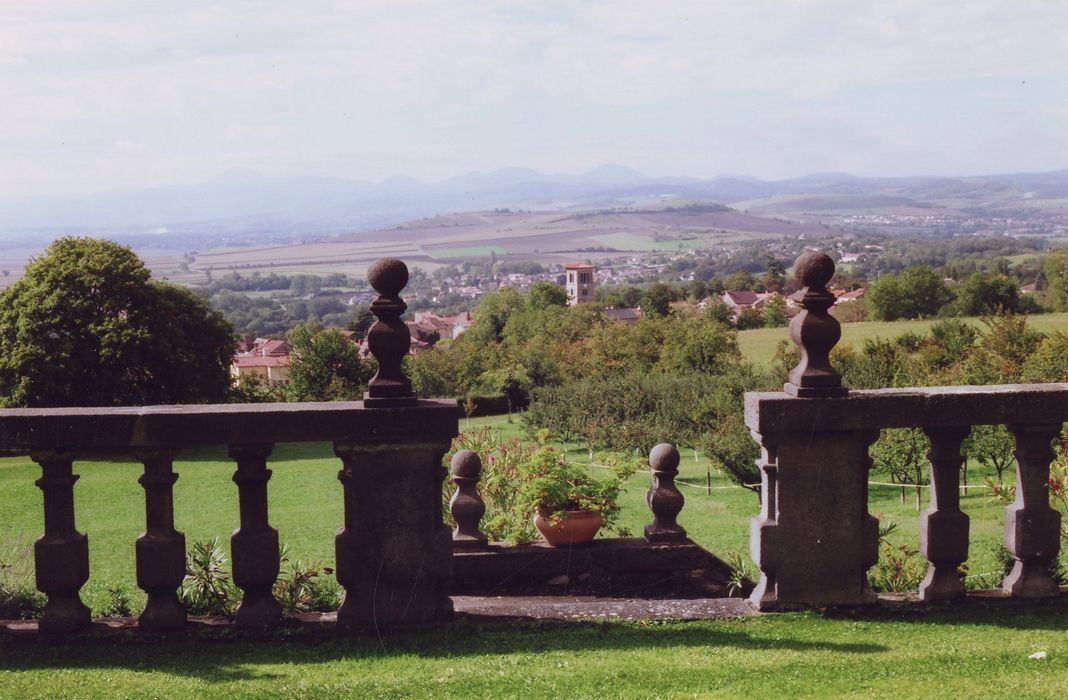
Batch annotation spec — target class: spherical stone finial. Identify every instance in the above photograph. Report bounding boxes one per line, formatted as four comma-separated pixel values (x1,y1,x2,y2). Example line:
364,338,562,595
450,450,483,479
794,251,835,289
367,258,409,298
649,443,680,473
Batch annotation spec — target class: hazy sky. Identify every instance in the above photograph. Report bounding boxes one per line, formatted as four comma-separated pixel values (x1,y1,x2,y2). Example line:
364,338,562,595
3,1,1067,196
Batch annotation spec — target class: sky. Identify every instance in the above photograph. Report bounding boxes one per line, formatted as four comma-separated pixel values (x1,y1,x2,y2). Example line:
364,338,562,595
2,0,1068,196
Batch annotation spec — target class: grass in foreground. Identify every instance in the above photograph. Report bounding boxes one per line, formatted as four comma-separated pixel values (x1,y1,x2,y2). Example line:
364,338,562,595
1,603,1068,698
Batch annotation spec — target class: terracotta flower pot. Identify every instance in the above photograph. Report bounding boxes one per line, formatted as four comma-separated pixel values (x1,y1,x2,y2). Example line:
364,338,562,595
533,508,603,546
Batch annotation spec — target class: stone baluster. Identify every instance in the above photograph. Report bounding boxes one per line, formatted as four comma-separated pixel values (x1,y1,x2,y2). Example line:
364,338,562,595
229,443,282,627
450,450,488,548
918,427,970,602
31,450,91,634
645,443,687,543
1003,423,1062,597
133,447,186,631
334,440,454,627
784,251,847,398
364,258,417,407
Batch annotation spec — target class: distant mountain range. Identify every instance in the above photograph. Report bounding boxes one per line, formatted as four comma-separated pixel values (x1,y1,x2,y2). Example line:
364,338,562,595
2,165,1067,245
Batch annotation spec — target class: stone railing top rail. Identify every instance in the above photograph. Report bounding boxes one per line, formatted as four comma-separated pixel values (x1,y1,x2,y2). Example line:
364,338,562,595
0,400,458,452
746,382,1068,433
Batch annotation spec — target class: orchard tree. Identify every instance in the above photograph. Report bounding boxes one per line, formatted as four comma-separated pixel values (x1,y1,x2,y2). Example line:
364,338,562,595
0,237,234,407
286,323,368,401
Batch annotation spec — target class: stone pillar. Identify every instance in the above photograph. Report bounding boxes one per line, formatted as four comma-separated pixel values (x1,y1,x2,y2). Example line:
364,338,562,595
229,443,282,627
918,427,970,602
134,447,186,631
1003,423,1062,597
31,450,91,634
749,429,880,610
334,441,454,627
449,450,488,548
645,443,687,543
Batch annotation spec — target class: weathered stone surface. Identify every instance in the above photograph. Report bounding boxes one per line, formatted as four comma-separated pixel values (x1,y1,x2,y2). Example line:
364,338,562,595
645,443,687,543
748,429,880,610
784,251,847,398
0,400,458,452
449,450,488,548
334,442,454,627
134,447,186,632
364,258,416,407
452,538,737,598
229,443,282,628
918,427,969,603
747,384,1068,434
32,451,91,634
1003,423,1062,598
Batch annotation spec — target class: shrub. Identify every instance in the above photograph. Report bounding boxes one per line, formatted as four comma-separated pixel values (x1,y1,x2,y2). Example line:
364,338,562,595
179,538,240,616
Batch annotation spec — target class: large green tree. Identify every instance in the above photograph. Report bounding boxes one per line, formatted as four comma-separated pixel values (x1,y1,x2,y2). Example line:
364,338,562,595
285,323,368,401
0,237,234,407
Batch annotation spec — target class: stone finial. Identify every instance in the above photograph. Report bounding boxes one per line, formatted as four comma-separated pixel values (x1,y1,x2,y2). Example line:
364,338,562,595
364,258,417,407
449,450,488,548
784,251,847,398
645,443,687,543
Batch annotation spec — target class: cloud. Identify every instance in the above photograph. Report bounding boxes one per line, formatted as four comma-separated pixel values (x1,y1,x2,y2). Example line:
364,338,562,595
1,1,1067,194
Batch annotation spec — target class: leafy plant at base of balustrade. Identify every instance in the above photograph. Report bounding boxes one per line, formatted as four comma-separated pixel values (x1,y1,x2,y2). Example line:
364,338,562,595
180,537,240,616
725,551,756,598
0,535,45,619
867,520,927,593
274,544,341,613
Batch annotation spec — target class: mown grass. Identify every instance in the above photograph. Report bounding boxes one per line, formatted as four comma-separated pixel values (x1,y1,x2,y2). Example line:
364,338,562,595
737,311,1068,368
2,604,1068,698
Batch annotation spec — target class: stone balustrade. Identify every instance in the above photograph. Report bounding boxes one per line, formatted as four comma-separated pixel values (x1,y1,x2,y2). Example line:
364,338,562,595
0,258,460,635
745,251,1067,610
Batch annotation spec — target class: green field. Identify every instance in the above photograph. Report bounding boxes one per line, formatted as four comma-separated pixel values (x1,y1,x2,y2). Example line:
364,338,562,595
737,312,1068,368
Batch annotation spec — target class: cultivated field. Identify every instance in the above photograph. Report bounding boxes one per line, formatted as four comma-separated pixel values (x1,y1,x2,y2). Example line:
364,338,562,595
738,312,1068,368
186,207,832,279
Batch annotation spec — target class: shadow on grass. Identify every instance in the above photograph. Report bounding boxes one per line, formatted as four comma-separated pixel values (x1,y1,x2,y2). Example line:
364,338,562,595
0,617,887,682
822,596,1068,631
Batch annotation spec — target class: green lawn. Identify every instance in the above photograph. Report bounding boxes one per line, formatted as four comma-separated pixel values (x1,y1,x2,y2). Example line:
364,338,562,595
1,605,1068,698
737,312,1068,369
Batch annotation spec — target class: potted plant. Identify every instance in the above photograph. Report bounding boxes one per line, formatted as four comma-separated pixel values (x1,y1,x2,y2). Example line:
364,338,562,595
516,442,639,546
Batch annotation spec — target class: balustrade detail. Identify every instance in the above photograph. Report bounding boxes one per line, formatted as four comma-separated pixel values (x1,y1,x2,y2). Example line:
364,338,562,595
0,256,458,636
229,443,282,627
645,443,687,543
32,450,91,634
745,251,1068,610
1004,423,1062,597
134,447,186,631
918,427,970,602
449,450,487,548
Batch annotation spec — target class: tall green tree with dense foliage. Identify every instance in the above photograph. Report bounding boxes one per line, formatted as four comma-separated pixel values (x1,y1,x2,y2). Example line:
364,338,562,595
951,272,1020,316
0,237,234,407
866,266,952,320
285,323,368,401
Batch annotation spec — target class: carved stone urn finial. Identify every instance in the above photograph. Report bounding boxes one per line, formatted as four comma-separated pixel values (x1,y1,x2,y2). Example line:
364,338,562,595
784,251,847,398
364,258,417,407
